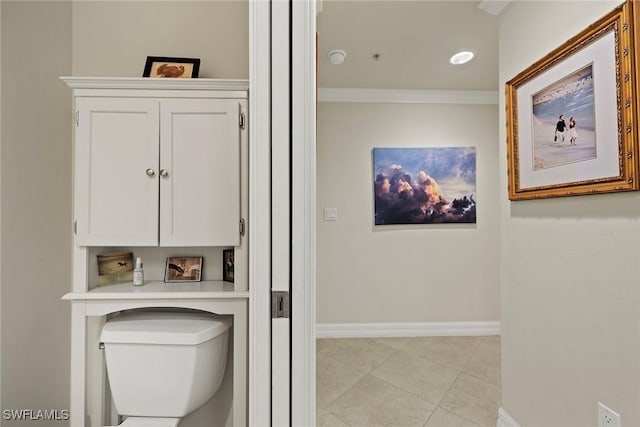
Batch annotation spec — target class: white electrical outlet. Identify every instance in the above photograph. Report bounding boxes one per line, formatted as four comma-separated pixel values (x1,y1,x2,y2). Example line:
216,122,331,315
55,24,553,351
598,402,621,427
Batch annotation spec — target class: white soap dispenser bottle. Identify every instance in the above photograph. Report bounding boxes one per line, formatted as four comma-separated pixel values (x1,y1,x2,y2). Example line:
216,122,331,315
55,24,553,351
133,257,144,286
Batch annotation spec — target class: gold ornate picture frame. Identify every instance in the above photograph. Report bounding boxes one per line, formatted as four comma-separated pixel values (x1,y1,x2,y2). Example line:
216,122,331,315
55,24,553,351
505,1,639,200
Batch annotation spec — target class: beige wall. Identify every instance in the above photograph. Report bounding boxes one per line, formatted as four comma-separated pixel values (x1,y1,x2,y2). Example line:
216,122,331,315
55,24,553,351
499,1,640,426
1,2,72,425
317,102,500,324
72,1,248,78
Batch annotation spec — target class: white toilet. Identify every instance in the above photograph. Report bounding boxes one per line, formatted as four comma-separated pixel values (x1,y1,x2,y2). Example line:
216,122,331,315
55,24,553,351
99,310,232,427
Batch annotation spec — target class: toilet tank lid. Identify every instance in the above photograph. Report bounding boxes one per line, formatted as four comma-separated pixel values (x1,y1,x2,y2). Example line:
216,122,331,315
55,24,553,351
100,311,231,346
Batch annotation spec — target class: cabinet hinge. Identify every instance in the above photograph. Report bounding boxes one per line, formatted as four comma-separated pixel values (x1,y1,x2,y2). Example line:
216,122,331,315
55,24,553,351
239,218,246,236
74,220,77,235
75,111,79,127
239,111,246,130
271,290,290,318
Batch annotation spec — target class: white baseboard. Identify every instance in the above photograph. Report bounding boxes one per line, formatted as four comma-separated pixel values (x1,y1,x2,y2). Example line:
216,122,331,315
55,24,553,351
316,321,500,339
497,407,521,427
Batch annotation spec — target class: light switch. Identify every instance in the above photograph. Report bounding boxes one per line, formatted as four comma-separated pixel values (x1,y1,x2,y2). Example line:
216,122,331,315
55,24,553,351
324,208,338,221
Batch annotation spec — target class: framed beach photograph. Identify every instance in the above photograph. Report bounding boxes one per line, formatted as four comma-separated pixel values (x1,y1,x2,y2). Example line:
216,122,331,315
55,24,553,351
505,1,639,200
143,56,200,78
373,147,476,225
164,256,203,283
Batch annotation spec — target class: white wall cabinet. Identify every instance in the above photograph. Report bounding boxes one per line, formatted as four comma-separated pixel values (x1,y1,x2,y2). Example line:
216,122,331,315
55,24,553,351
72,79,247,247
61,77,250,427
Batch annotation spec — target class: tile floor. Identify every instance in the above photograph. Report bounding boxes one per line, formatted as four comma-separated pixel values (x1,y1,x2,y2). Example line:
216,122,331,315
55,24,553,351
316,336,501,427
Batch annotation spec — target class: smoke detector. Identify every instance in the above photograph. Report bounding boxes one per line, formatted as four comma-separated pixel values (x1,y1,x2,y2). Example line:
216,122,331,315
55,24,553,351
328,49,347,65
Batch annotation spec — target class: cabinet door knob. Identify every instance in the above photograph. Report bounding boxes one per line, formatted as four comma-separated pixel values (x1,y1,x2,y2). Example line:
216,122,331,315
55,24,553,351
145,168,155,177
160,169,169,178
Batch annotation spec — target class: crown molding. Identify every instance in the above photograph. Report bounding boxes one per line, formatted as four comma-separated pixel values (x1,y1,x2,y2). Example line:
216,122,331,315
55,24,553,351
60,76,249,91
318,87,499,105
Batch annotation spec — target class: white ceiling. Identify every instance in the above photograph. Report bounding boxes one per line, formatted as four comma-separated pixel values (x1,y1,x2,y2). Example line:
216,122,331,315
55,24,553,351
317,1,502,91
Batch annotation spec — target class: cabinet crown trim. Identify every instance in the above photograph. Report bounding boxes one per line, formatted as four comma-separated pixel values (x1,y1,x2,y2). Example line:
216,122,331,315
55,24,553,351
60,76,249,91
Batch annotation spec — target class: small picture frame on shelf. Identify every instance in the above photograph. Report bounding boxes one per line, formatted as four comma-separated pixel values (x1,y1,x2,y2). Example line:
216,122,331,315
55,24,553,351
97,252,134,286
223,249,234,283
143,56,200,78
164,256,203,283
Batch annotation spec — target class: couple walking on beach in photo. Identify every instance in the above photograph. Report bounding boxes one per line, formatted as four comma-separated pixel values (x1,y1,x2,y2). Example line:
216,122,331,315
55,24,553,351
554,114,578,145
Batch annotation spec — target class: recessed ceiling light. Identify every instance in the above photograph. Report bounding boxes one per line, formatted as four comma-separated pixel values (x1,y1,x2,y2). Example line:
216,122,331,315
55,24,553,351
450,51,474,65
328,49,347,65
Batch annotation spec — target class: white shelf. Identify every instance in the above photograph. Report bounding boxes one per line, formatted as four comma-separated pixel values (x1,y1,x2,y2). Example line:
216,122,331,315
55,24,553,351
63,280,249,301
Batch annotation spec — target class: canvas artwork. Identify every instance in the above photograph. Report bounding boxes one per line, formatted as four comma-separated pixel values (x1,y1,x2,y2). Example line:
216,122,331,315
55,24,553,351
531,64,596,170
373,147,476,225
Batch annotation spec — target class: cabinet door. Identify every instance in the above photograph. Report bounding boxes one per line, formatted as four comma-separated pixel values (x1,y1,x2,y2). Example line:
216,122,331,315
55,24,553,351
75,98,159,246
159,99,241,246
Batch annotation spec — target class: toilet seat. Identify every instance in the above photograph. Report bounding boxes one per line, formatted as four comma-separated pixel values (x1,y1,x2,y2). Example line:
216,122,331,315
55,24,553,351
113,417,180,427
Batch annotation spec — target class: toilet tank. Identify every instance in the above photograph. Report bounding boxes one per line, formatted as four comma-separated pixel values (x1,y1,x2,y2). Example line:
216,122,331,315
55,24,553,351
100,310,231,418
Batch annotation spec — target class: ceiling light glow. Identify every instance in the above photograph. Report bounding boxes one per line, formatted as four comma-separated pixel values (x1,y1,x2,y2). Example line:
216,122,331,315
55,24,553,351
450,51,474,65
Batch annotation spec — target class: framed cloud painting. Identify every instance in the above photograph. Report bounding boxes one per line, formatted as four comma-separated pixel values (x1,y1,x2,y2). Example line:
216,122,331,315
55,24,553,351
373,147,476,225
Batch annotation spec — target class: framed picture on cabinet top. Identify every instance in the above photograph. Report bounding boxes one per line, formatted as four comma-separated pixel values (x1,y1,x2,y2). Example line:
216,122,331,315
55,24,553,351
222,249,234,283
505,0,639,200
164,256,203,283
143,56,201,78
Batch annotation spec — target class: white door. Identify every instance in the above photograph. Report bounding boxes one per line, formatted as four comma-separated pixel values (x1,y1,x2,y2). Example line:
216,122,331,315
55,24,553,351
271,0,291,425
159,99,242,247
75,98,159,246
290,1,317,425
272,1,317,425
251,1,316,425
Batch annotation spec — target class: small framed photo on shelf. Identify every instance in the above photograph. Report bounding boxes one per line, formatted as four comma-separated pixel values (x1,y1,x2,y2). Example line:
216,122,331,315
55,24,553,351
97,252,134,286
223,249,234,283
143,56,201,78
164,256,203,283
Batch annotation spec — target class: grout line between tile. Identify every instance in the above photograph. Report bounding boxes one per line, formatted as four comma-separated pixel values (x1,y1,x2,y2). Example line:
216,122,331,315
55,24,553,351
422,339,479,427
330,410,353,427
461,337,503,388
317,367,369,412
363,374,437,427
